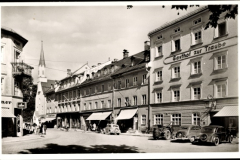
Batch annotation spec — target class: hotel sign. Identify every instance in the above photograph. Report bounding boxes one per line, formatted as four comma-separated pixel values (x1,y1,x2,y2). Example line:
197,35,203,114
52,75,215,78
164,38,237,64
17,102,27,109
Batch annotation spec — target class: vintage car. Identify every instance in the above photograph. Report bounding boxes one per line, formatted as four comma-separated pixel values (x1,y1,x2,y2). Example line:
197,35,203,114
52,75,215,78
190,125,234,146
103,124,121,135
173,125,201,140
152,122,180,140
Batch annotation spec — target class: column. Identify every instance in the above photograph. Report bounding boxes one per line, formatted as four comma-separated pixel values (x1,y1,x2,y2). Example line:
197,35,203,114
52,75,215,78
20,109,23,136
70,114,72,128
65,115,67,127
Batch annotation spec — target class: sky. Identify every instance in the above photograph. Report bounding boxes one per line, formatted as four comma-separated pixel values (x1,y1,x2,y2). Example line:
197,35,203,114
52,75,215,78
1,2,204,84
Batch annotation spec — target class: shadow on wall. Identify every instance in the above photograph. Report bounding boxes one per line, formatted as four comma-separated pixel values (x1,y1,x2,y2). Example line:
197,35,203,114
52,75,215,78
18,143,142,154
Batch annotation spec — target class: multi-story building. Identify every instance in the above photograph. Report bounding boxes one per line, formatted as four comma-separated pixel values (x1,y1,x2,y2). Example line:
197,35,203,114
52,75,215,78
148,6,238,130
53,60,111,129
1,27,34,137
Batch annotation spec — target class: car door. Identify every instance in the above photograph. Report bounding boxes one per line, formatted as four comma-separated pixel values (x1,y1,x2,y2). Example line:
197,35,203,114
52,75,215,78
189,126,201,138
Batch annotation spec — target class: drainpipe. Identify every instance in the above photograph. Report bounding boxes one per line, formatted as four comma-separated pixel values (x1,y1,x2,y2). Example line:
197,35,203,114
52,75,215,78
112,79,115,124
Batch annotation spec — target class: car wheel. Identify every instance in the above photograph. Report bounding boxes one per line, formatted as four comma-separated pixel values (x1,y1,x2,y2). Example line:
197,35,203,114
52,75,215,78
228,135,233,143
214,137,219,146
164,130,171,140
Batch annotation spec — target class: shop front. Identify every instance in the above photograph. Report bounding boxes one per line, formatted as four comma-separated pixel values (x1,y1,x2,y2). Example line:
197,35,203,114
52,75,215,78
41,114,57,128
2,107,16,137
116,108,138,133
56,112,81,129
86,111,112,131
213,105,239,137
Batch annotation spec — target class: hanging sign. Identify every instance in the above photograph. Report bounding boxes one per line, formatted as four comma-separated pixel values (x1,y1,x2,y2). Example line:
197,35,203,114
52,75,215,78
17,102,27,109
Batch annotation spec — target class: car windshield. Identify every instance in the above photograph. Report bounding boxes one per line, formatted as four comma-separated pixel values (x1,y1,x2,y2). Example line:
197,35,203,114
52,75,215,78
201,127,214,132
113,125,119,127
180,126,188,130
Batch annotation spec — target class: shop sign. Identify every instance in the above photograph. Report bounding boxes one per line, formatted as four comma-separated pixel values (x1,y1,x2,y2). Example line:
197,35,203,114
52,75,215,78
1,101,12,104
164,38,236,64
17,102,27,109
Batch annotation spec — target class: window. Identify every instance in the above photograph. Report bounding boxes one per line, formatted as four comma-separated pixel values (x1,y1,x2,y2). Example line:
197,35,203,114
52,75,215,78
215,21,227,38
141,115,146,125
100,101,104,108
193,86,201,100
156,45,162,57
175,39,180,51
193,18,202,25
133,96,137,105
125,79,129,88
172,88,180,102
155,91,162,103
171,34,181,52
171,114,181,125
142,74,147,84
142,94,146,105
117,98,121,107
192,61,201,74
95,102,98,109
108,83,111,91
102,85,104,92
191,28,202,45
216,55,227,70
89,88,92,95
133,77,137,86
84,103,86,110
118,81,121,89
172,66,180,78
154,114,163,125
108,100,111,108
215,80,227,98
89,102,92,110
156,70,162,81
125,97,130,106
192,113,201,125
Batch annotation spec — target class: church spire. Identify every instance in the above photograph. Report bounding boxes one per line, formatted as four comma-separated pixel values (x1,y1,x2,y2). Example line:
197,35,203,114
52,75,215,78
39,40,46,67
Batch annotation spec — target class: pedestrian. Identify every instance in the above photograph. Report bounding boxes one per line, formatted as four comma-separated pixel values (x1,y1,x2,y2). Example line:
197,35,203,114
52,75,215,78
39,122,43,136
43,123,47,135
92,123,96,131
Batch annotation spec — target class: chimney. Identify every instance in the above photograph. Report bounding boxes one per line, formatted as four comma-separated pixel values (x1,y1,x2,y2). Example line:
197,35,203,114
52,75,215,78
92,65,96,68
97,63,102,66
114,58,118,62
144,41,150,51
67,69,71,77
123,49,129,59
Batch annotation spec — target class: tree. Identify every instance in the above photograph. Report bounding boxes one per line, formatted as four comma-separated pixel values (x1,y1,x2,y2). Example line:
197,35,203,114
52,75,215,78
21,77,37,122
127,5,238,29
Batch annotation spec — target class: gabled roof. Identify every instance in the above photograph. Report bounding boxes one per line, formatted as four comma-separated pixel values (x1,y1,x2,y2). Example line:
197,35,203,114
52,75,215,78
41,79,55,94
148,6,208,37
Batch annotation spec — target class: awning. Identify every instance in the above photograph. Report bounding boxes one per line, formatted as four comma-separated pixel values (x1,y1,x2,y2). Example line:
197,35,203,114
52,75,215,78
1,108,16,118
214,106,238,117
86,111,112,120
41,117,56,122
116,108,138,120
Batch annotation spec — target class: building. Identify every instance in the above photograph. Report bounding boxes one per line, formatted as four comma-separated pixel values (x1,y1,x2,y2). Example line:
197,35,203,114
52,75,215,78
33,41,56,125
52,60,111,129
1,26,34,137
147,6,238,131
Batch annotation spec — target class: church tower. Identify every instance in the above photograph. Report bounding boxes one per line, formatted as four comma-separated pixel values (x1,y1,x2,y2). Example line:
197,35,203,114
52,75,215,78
38,41,47,82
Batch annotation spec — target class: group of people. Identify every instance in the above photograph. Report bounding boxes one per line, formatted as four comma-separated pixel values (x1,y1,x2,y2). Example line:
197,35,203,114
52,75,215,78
35,122,47,136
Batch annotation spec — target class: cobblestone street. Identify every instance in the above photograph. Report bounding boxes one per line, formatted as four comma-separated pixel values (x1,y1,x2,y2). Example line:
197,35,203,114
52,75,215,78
2,128,239,155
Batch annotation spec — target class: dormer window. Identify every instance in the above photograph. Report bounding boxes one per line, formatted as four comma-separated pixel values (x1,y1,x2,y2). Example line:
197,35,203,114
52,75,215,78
86,74,90,79
92,72,95,78
193,18,202,25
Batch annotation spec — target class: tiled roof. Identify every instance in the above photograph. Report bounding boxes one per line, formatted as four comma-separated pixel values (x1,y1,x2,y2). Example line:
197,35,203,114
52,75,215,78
148,6,208,37
41,79,55,94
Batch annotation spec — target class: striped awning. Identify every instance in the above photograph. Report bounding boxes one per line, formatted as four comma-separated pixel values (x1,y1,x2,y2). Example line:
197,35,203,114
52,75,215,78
41,117,56,122
116,108,138,120
1,108,16,118
214,106,238,117
86,111,112,120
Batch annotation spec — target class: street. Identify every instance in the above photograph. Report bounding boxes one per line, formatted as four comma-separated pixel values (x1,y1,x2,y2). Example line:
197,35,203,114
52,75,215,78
2,128,239,154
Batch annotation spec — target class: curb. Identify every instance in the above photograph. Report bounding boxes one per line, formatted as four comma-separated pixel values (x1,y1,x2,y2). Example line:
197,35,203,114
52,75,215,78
2,135,44,143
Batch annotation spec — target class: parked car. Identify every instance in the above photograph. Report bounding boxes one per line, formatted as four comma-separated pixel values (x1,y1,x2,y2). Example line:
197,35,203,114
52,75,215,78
152,122,180,140
103,124,121,135
173,125,201,140
190,125,234,146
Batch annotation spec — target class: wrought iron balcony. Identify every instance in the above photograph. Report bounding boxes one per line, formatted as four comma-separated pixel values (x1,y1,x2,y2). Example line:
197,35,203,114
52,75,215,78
11,61,34,77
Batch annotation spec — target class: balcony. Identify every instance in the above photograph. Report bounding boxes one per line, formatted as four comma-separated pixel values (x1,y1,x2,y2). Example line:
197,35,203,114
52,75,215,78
11,61,34,77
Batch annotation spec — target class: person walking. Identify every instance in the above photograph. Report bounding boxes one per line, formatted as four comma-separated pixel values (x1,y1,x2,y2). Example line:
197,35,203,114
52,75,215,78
43,123,47,135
